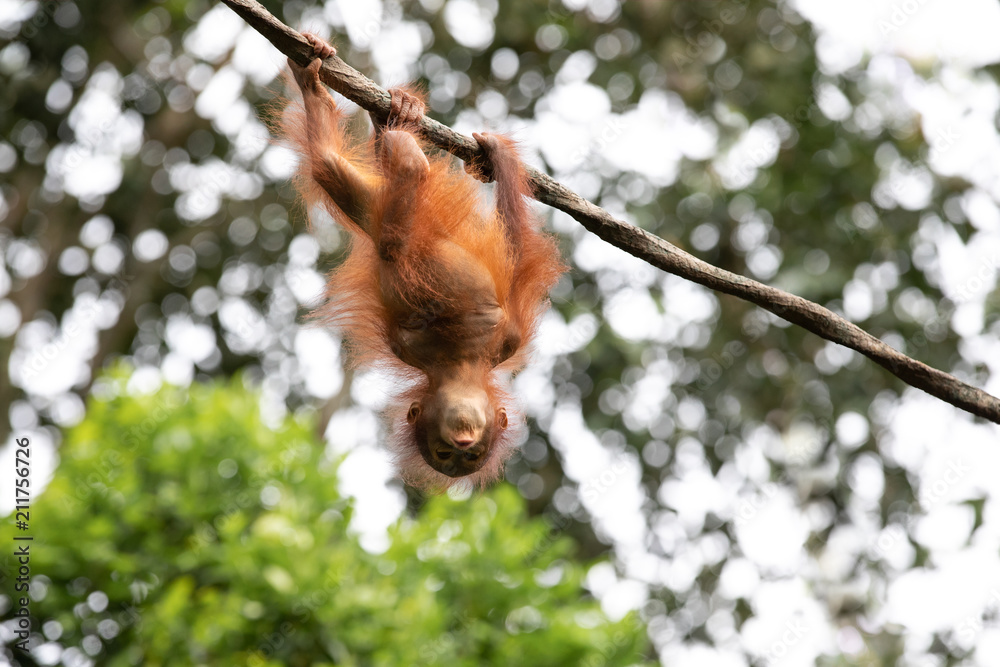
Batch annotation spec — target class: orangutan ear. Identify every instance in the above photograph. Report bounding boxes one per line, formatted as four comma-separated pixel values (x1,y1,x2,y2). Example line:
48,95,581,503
498,407,508,430
407,401,421,424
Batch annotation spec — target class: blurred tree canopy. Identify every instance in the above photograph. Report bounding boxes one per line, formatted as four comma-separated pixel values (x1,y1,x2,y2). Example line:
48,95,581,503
0,372,649,665
3,0,1000,665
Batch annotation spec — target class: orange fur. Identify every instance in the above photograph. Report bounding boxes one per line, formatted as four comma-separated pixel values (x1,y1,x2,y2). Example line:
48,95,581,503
280,71,564,490
385,377,527,491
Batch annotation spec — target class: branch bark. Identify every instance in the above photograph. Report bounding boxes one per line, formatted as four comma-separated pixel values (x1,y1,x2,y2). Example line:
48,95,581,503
221,0,1000,424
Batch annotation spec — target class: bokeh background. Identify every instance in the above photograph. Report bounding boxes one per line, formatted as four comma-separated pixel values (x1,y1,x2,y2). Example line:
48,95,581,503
2,0,1000,664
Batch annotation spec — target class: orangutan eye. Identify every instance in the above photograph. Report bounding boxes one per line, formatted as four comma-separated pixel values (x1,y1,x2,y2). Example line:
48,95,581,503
436,449,452,460
464,452,479,461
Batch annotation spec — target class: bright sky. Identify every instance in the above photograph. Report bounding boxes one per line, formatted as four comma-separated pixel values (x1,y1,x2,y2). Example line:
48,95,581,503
3,0,1000,665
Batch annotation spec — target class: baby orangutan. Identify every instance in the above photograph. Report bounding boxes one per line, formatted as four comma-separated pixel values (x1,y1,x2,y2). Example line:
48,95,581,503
284,34,564,489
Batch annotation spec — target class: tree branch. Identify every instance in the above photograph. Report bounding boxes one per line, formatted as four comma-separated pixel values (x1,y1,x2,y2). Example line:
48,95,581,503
220,0,1000,424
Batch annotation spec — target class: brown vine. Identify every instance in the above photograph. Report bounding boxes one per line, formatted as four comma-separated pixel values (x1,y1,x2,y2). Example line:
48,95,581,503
220,0,1000,424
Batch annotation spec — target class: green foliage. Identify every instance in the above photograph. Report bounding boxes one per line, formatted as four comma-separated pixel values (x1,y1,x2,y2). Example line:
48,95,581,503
1,372,649,666
7,0,997,661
